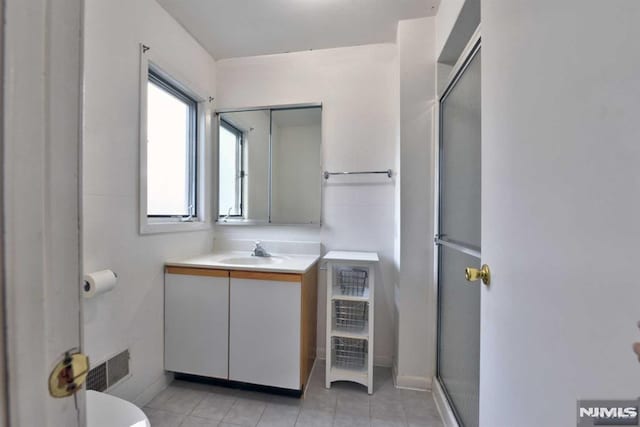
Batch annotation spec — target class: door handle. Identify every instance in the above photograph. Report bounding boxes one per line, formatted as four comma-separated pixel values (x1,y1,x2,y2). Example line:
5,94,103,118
48,351,89,398
465,264,491,286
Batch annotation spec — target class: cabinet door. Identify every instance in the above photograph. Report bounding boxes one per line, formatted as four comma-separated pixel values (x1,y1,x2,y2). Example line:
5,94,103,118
165,271,229,379
229,275,301,389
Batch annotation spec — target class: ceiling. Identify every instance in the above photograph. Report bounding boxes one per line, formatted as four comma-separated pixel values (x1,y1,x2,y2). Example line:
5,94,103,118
156,0,441,59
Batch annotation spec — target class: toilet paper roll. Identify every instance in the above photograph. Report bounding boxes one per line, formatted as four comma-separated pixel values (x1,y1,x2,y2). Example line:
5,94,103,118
83,269,117,298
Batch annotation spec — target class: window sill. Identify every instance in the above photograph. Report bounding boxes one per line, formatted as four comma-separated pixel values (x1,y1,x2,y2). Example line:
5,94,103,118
140,218,211,235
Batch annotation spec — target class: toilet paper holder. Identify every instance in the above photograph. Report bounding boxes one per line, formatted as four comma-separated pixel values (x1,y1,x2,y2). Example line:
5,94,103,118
83,270,118,298
83,271,117,291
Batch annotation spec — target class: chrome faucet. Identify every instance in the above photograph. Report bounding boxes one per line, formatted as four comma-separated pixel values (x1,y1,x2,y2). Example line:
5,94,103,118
251,241,270,257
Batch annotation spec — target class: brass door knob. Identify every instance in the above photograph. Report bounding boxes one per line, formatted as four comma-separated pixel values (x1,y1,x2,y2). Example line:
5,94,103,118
48,352,89,398
465,264,491,286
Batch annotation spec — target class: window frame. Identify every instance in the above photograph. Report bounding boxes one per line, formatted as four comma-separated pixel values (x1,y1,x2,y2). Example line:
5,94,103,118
218,119,244,219
147,69,198,219
139,44,211,234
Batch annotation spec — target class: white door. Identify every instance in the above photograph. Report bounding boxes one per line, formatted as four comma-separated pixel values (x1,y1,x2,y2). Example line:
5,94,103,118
481,2,640,426
165,271,230,379
3,0,84,425
229,275,301,390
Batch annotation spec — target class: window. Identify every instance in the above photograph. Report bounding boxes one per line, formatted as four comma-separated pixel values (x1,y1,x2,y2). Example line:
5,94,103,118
146,69,197,218
218,120,244,218
139,47,210,235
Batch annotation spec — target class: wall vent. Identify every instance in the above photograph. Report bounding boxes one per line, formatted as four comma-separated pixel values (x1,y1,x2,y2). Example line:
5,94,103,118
86,349,130,392
86,362,107,392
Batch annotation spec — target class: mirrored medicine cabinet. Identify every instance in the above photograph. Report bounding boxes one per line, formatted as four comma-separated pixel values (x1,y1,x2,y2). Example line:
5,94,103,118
216,104,322,225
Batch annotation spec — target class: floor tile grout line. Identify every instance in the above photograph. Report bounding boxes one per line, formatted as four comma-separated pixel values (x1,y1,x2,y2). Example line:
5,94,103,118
186,392,207,417
293,401,303,426
252,401,267,427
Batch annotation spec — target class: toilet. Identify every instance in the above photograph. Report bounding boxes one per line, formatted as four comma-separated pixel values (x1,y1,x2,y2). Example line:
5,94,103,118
86,390,150,427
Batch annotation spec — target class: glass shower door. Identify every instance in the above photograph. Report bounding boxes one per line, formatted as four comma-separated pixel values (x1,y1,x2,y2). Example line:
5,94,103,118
436,42,481,427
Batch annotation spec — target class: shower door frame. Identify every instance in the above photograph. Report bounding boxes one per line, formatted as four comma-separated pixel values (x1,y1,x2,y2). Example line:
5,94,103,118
433,27,482,427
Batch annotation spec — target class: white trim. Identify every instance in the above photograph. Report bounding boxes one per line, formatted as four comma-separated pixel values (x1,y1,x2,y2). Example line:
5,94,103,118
392,363,432,391
433,377,460,427
138,43,212,235
141,219,211,235
395,374,431,391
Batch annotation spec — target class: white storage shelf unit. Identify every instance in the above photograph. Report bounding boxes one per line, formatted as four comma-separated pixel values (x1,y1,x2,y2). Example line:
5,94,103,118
324,251,378,394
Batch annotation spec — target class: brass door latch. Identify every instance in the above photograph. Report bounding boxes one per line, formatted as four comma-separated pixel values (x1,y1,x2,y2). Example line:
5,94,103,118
465,264,491,286
48,351,89,398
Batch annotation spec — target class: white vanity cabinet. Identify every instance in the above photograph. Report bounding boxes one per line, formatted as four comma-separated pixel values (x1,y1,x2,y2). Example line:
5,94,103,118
164,265,318,392
164,268,230,379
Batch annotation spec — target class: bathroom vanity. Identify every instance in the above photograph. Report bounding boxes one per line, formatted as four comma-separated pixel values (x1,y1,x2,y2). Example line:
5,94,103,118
163,252,318,393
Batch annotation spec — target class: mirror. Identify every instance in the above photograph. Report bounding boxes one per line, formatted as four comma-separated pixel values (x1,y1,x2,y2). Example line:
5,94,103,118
217,105,322,225
218,109,270,222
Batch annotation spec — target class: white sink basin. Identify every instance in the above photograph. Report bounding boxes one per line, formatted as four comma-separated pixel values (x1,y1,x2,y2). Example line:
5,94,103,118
218,255,286,266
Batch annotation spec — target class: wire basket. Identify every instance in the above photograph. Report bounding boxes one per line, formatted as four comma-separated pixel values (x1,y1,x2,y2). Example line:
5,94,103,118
338,268,368,296
332,337,367,370
333,300,368,331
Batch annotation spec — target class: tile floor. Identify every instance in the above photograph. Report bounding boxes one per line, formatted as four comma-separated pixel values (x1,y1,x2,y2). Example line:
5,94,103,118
143,361,444,427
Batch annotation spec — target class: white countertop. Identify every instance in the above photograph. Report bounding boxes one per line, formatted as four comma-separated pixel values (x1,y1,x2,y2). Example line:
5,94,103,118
166,251,320,274
323,251,379,263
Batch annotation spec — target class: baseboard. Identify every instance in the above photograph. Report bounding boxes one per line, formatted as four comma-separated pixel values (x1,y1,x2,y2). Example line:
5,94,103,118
132,371,174,407
432,377,459,427
316,347,393,367
391,362,432,391
394,373,431,391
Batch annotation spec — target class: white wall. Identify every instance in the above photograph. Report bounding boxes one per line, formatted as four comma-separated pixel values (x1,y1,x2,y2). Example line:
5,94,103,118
83,0,216,404
215,44,399,366
395,17,437,389
435,0,465,61
482,1,640,426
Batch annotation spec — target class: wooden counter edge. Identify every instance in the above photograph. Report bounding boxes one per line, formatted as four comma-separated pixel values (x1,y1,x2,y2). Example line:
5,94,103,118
230,270,302,283
165,266,229,278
